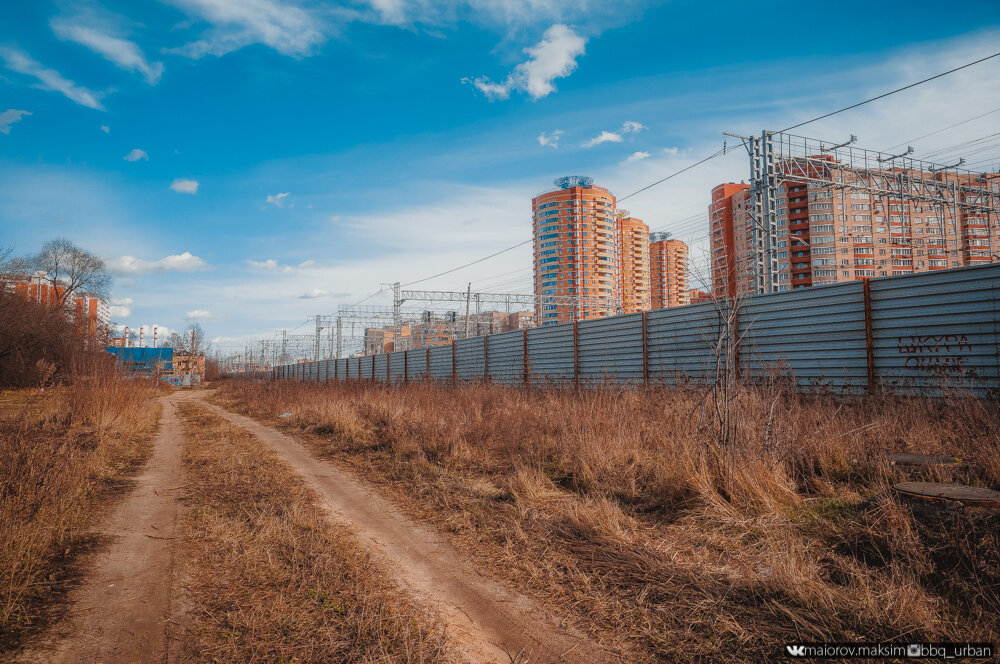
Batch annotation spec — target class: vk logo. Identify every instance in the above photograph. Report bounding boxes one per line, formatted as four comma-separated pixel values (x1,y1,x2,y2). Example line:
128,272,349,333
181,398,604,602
786,645,807,657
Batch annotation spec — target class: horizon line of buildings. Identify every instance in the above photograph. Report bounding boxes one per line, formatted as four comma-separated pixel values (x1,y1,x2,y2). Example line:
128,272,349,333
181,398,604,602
531,176,693,327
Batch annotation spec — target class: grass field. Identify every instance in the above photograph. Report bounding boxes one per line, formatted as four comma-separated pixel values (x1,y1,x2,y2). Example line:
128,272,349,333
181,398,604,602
213,379,1000,662
0,376,160,652
174,402,452,663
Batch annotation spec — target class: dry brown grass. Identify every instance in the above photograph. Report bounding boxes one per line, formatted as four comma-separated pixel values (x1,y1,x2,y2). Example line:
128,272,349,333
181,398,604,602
213,379,1000,663
174,401,453,663
0,373,160,652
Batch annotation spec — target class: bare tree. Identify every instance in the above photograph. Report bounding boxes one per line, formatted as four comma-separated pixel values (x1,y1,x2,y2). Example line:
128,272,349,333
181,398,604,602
161,323,212,354
162,331,187,350
25,238,111,306
185,323,211,355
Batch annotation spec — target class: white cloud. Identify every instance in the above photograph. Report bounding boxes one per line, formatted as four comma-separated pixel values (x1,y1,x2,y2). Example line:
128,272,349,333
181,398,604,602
124,148,149,162
100,124,110,133
109,296,134,318
466,24,585,100
107,251,208,275
329,215,341,222
299,288,329,299
0,109,31,135
663,146,679,156
51,17,164,84
247,258,279,270
185,309,212,320
582,121,648,148
266,191,290,206
582,130,623,147
0,46,105,110
164,0,327,59
537,129,562,148
171,178,199,194
623,151,650,164
247,258,314,273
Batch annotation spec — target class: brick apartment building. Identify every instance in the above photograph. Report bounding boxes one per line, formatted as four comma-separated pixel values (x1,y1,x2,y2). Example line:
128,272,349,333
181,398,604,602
532,176,620,325
532,176,691,326
710,161,1000,295
649,232,690,308
616,214,651,314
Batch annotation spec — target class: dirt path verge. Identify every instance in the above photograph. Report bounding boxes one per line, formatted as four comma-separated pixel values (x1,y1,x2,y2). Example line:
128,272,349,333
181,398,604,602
202,396,616,664
172,401,450,663
17,392,190,664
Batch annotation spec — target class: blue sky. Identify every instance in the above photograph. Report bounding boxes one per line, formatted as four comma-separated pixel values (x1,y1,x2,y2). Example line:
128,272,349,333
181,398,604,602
2,0,999,349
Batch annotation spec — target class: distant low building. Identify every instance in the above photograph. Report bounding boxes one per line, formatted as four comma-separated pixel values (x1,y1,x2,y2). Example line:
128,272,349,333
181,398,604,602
503,311,536,332
688,289,713,304
173,351,205,378
106,346,173,376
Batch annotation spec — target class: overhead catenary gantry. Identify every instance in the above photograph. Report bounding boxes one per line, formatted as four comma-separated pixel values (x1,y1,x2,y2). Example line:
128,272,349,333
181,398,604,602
726,129,1000,294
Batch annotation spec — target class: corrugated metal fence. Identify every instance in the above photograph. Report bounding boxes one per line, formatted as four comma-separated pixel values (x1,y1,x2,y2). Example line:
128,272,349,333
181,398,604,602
258,264,1000,395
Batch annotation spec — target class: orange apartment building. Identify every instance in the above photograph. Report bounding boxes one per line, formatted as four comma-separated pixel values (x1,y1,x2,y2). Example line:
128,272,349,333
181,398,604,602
532,176,697,324
2,271,109,337
710,160,1000,295
709,183,749,298
616,213,650,314
532,176,619,326
649,232,690,309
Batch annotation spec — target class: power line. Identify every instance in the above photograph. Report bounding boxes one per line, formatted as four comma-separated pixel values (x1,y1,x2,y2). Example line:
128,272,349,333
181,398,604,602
617,146,731,204
883,106,1000,151
780,50,1000,133
401,239,533,287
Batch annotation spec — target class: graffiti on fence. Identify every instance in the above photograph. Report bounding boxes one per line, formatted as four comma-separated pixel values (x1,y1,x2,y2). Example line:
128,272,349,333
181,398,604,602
897,334,973,374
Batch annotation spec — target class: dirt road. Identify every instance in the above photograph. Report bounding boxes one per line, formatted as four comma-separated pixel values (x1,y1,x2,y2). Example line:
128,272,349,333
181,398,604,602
201,397,614,664
17,390,611,663
17,392,190,664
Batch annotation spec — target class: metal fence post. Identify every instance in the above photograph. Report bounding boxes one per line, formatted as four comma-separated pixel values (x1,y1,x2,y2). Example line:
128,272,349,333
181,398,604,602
483,335,489,382
732,301,741,384
863,279,875,391
641,311,649,386
426,347,431,381
386,352,390,385
522,329,529,386
372,354,376,382
573,319,579,389
404,350,408,383
451,341,457,385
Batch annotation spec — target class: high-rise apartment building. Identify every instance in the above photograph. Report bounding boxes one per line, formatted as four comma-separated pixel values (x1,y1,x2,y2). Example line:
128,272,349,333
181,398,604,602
532,176,619,326
709,183,749,298
649,232,690,308
616,213,650,314
710,161,1000,294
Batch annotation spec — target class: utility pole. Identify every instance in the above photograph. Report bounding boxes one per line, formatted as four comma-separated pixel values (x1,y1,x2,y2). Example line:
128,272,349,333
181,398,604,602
336,316,342,359
464,282,471,339
314,315,322,361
